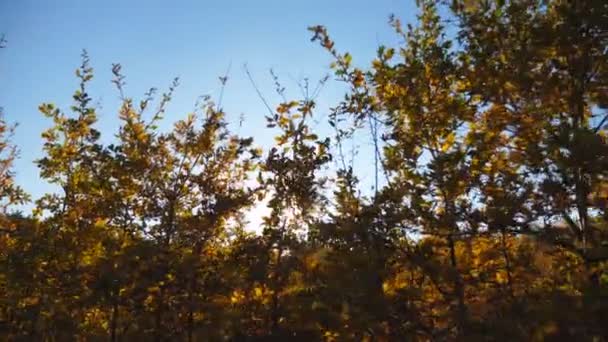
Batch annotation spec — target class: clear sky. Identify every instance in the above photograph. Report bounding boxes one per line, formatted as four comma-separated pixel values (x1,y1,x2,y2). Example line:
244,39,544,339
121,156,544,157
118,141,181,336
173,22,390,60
0,0,418,218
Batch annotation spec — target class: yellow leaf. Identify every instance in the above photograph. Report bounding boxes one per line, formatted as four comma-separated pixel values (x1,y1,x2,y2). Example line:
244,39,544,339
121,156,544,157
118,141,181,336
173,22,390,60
441,132,455,152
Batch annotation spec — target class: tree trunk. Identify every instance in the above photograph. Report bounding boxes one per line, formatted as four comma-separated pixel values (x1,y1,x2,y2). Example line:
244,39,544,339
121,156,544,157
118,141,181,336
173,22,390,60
500,229,515,299
110,299,119,342
155,286,165,342
447,233,468,336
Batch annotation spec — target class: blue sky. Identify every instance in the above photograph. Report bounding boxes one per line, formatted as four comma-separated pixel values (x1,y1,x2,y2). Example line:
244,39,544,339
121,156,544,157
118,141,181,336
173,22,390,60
0,0,418,214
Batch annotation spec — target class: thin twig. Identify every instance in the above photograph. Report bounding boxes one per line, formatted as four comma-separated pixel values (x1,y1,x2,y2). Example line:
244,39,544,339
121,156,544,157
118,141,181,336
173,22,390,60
217,60,232,111
244,64,274,116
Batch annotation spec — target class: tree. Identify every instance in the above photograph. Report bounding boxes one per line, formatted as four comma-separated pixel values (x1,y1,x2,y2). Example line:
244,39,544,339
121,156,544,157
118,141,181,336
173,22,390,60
2,1,608,340
256,91,331,337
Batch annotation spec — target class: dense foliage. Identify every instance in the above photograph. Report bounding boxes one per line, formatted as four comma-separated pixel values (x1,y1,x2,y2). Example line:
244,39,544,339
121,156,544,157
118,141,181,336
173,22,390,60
1,0,607,340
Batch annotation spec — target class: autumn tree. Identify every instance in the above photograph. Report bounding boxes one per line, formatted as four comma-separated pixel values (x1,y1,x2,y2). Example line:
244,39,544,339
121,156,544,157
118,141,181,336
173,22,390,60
2,1,608,340
255,88,331,337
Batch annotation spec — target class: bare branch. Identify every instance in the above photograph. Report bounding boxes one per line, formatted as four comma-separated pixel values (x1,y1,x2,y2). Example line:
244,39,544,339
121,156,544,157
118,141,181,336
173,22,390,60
243,64,274,116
